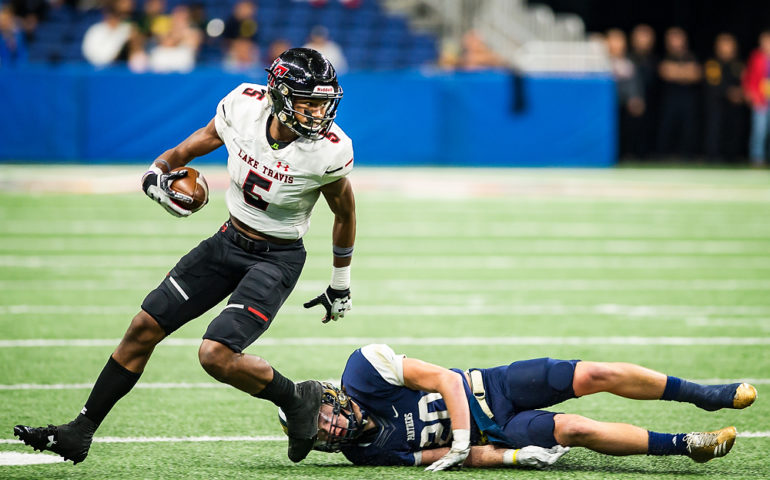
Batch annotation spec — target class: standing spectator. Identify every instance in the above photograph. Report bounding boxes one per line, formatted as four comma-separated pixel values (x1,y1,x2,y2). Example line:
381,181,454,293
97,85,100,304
265,38,290,65
134,0,168,39
656,27,702,159
81,0,135,67
0,5,27,66
148,4,202,73
743,30,770,168
628,24,659,158
223,37,259,74
606,29,645,159
127,28,149,72
460,29,505,71
222,0,257,46
703,33,746,163
10,0,46,41
303,25,347,74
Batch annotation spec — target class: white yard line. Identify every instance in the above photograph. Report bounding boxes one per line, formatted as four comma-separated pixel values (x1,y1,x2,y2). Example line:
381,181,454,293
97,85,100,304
1,379,768,391
3,246,770,269
1,336,770,348
1,433,768,446
0,436,285,445
3,279,770,292
2,304,770,317
0,382,229,390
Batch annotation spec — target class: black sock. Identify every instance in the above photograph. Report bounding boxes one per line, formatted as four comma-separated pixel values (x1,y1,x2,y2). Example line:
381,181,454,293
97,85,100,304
81,356,141,426
253,369,298,409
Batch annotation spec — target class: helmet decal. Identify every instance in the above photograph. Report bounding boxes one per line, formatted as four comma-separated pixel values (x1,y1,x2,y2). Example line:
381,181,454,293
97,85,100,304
268,63,289,87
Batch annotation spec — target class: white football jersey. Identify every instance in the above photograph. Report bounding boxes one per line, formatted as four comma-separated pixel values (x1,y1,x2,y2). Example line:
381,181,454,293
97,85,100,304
213,82,354,240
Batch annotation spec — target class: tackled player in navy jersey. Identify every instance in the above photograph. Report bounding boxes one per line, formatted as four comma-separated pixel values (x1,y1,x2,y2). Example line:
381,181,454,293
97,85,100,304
15,48,355,465
279,344,757,471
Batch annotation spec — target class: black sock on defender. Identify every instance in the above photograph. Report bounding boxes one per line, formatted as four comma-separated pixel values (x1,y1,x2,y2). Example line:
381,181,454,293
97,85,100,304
661,376,738,411
254,368,298,408
81,356,142,426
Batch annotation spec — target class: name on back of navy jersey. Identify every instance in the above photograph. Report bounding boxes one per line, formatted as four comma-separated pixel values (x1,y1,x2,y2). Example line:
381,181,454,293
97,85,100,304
340,344,454,466
214,82,354,240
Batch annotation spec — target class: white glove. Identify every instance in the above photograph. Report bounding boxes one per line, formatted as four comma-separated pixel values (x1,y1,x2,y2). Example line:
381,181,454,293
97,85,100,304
512,445,570,468
425,430,470,472
142,166,192,218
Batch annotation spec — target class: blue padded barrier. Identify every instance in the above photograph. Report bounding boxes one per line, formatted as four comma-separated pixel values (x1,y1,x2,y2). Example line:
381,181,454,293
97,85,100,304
0,66,616,166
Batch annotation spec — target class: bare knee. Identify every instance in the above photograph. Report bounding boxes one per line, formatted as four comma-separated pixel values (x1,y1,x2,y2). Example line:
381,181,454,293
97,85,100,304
124,311,166,346
113,311,165,370
573,361,622,396
553,414,599,446
198,340,237,381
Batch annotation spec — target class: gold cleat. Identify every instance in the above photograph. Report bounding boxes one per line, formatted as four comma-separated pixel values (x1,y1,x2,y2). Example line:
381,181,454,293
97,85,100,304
733,383,757,409
684,426,737,463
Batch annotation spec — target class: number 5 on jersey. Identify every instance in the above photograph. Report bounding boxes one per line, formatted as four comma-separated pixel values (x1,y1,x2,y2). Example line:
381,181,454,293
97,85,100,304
243,170,272,210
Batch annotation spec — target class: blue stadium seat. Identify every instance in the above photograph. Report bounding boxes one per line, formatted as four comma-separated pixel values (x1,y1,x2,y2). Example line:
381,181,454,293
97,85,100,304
23,0,439,71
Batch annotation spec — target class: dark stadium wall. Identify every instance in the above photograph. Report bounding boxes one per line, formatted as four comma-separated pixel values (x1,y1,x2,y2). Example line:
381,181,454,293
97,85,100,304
531,0,770,61
0,67,615,167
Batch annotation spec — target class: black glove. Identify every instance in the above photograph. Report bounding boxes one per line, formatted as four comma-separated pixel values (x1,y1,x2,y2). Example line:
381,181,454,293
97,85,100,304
303,286,352,323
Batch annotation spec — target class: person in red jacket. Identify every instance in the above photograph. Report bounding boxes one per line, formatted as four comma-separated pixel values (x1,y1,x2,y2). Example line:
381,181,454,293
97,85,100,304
743,30,770,167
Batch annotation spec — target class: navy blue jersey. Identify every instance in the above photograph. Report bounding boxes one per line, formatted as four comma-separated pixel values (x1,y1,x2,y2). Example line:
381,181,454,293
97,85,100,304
336,345,580,466
339,344,453,466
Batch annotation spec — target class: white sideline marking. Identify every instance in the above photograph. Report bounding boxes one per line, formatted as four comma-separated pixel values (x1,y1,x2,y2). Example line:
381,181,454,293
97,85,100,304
2,433,768,447
4,254,770,270
2,304,770,317
1,379,767,391
0,451,65,465
3,278,770,292
739,431,770,438
0,436,285,446
0,382,229,390
1,336,770,348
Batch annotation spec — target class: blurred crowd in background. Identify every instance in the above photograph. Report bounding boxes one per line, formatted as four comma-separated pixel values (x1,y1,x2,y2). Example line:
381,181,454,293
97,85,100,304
604,24,770,166
1,0,770,166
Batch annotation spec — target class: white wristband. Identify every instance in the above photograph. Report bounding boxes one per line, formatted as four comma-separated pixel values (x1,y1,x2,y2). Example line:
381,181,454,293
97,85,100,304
451,429,470,451
502,449,517,465
330,266,350,290
144,165,163,180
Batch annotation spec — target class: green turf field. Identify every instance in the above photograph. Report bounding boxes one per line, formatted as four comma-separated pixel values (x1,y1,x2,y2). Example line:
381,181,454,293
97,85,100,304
1,167,769,479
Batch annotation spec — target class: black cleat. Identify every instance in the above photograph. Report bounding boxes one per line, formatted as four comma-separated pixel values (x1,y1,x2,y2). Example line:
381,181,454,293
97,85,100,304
283,380,323,463
14,416,96,465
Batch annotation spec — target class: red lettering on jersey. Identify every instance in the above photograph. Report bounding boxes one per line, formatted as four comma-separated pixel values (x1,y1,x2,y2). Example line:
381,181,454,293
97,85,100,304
324,132,340,143
238,148,259,168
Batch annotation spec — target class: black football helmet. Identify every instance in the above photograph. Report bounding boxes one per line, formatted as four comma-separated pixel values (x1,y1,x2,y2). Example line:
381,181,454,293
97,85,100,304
266,47,343,140
278,382,364,453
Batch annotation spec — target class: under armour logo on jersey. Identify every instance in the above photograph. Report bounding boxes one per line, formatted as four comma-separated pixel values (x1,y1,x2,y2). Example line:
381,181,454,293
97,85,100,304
276,162,290,172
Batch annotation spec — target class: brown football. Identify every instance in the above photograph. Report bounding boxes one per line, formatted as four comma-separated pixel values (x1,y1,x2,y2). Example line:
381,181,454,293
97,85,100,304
169,167,209,212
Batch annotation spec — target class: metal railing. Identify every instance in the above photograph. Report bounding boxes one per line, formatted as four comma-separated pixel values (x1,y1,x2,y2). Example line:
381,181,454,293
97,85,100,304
382,0,608,73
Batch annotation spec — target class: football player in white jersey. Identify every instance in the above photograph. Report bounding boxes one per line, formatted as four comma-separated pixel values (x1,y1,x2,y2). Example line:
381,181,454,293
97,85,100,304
15,48,355,465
